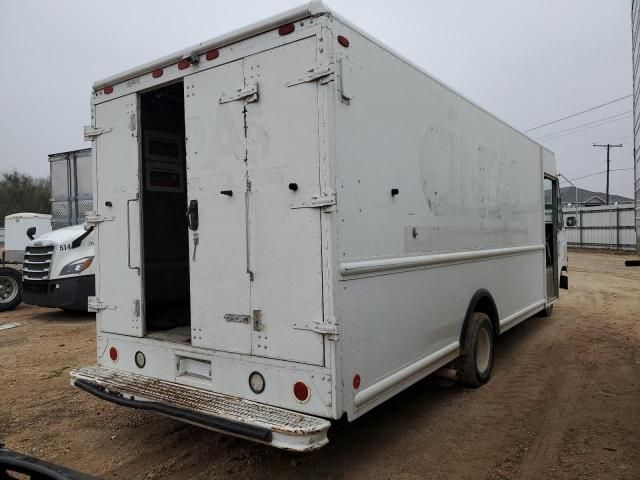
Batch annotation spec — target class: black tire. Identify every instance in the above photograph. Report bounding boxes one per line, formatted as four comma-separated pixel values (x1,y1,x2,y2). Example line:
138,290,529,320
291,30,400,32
458,312,495,388
0,267,22,312
539,304,554,318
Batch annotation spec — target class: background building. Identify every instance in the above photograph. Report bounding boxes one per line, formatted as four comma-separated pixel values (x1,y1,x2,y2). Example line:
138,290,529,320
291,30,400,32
560,186,633,208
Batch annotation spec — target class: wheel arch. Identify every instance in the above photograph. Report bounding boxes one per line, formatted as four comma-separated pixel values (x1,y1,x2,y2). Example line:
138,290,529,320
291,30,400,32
460,289,499,348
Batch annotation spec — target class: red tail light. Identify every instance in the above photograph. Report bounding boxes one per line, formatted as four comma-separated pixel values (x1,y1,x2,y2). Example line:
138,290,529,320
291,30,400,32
103,86,113,94
293,381,309,402
152,68,163,78
353,374,361,389
178,60,190,70
109,346,118,362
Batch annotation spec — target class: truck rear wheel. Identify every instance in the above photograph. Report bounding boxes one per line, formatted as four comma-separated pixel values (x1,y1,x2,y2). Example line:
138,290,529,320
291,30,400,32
0,268,22,312
458,312,494,388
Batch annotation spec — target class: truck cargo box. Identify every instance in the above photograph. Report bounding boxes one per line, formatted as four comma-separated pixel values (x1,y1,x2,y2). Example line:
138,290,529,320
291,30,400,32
72,1,566,450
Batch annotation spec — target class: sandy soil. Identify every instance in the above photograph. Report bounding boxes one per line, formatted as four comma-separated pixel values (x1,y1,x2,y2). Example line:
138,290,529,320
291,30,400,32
1,250,639,479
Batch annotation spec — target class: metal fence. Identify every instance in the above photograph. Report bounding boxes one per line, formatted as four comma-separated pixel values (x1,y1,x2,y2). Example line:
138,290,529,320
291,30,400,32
49,148,93,229
562,204,636,250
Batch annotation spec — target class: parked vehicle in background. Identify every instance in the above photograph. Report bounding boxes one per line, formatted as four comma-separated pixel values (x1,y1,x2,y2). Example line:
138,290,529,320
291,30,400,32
3,213,52,264
22,148,96,311
0,213,52,311
22,224,95,310
71,2,568,451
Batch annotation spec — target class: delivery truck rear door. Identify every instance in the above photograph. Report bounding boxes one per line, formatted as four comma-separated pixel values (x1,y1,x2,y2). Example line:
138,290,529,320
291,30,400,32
245,36,325,366
92,93,144,336
185,35,326,366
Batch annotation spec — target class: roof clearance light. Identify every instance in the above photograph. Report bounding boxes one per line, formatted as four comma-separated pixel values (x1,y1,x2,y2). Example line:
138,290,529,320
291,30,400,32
337,35,350,48
205,49,219,61
178,60,190,70
103,86,114,94
293,381,310,402
109,346,118,362
152,68,163,78
278,23,295,36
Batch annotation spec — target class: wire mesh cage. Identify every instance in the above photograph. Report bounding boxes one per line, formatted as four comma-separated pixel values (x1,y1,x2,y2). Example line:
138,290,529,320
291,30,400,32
48,149,93,229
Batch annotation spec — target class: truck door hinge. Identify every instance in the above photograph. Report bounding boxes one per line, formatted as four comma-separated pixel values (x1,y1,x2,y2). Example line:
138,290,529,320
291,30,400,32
290,194,336,210
292,321,339,340
84,126,113,141
88,297,117,312
252,310,263,332
287,65,334,87
85,211,115,225
224,313,251,324
219,83,259,104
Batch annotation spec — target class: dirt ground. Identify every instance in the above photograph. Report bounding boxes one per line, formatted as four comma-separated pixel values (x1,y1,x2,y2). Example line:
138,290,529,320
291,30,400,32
1,250,639,479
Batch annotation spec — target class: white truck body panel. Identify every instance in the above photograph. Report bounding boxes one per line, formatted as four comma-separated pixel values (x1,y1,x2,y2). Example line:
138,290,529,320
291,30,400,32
75,2,563,449
4,213,52,262
90,94,143,334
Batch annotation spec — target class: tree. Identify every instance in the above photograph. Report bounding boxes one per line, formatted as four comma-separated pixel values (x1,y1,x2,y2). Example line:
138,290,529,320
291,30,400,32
0,170,50,227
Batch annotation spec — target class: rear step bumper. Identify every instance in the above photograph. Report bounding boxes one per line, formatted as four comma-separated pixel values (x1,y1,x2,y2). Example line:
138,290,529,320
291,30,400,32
70,366,330,451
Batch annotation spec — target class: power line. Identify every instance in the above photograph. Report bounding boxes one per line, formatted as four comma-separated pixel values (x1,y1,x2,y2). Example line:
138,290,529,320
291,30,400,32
559,167,633,184
525,94,632,132
555,135,632,157
534,111,631,141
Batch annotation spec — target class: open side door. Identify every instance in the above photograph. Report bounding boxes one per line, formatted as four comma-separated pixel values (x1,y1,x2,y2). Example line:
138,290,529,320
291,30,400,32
89,94,144,336
543,176,560,301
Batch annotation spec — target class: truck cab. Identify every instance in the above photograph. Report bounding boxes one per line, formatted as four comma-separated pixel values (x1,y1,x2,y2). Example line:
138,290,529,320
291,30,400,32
22,224,95,310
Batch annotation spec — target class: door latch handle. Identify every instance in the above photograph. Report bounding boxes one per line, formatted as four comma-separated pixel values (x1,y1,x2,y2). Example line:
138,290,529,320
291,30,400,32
186,199,199,231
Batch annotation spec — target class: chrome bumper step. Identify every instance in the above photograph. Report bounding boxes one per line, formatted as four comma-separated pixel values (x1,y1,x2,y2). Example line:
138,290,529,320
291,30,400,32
70,365,330,451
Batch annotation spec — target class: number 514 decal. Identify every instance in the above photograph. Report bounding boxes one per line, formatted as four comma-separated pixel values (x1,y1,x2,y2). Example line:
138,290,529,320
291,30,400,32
59,244,73,251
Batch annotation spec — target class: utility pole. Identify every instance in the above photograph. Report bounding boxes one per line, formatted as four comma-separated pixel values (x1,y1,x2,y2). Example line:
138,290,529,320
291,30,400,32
593,143,623,204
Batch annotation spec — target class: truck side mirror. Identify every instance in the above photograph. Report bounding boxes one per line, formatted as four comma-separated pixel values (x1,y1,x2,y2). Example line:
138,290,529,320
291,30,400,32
26,227,36,240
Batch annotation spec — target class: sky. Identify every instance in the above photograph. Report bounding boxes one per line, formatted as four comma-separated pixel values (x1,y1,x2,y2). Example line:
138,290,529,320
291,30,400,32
0,0,634,198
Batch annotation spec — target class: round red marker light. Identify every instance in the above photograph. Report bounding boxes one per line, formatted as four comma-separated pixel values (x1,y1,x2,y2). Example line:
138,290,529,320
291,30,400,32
178,60,190,70
152,68,163,78
205,49,219,61
109,346,118,362
337,35,350,48
293,381,309,402
103,86,114,94
278,23,295,36
353,374,361,390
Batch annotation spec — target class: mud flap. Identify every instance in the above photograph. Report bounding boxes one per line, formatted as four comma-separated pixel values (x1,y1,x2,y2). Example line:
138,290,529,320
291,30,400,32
560,273,568,290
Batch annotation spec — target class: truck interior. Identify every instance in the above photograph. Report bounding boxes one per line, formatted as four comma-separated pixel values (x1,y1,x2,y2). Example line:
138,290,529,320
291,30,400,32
140,82,191,338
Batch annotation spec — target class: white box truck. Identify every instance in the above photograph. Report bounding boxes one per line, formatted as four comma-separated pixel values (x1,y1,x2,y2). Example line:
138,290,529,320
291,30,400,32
71,2,568,451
